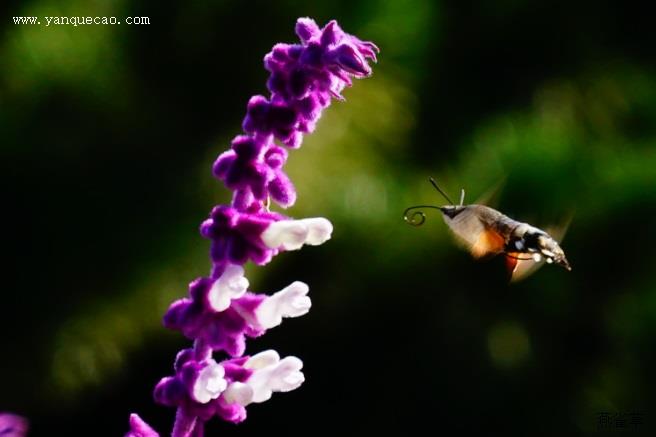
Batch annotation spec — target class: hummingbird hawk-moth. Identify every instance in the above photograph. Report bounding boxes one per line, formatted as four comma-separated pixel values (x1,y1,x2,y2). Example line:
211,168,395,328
404,178,571,281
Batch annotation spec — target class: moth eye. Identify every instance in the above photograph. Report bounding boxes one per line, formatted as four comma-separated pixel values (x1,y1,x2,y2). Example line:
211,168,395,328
514,240,525,250
522,232,541,249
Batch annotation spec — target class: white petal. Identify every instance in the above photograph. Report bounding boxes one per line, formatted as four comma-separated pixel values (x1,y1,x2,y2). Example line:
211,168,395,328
274,357,305,392
255,281,311,329
244,355,305,404
222,382,254,406
261,220,309,251
300,218,333,245
208,264,249,312
260,217,333,251
245,350,280,370
192,361,227,404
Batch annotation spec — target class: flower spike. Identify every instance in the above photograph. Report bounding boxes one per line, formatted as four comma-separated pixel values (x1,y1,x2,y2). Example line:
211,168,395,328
128,17,377,435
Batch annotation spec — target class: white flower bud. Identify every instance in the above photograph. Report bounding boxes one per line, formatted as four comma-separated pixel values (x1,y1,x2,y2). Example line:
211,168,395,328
193,361,227,404
208,264,249,312
244,350,304,404
222,350,305,406
261,217,333,251
255,281,311,329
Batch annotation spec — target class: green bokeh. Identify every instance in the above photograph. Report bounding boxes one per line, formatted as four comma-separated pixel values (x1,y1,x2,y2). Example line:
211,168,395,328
2,0,655,435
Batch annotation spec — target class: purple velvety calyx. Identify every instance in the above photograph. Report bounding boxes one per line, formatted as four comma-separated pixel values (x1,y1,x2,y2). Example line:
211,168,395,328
0,413,29,437
127,17,377,437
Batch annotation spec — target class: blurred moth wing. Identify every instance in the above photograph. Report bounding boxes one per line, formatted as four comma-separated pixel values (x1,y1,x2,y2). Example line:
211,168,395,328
472,177,507,208
441,205,507,258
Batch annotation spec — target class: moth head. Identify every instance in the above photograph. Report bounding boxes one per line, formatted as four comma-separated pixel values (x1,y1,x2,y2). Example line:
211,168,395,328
439,205,465,219
403,177,466,226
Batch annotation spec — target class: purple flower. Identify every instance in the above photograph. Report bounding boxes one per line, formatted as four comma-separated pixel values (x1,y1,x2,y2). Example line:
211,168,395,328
242,97,299,144
128,17,376,436
125,414,159,437
155,349,303,427
221,350,305,407
165,290,266,358
200,205,284,266
200,204,334,268
263,145,296,207
264,19,378,108
213,135,297,208
257,18,379,149
164,267,312,357
154,350,244,427
0,413,28,437
260,217,333,250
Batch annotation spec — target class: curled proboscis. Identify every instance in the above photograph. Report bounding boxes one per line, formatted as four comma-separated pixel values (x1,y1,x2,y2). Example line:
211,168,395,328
403,205,442,227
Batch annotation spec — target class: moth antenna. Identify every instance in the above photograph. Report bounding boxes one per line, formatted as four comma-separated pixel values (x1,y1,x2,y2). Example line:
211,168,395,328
459,189,465,206
403,205,443,227
428,177,455,205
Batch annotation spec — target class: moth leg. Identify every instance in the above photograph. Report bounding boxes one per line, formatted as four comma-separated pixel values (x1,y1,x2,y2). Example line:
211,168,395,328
505,253,519,276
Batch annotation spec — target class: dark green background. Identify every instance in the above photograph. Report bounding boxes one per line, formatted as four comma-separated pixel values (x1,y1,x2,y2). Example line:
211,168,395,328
2,0,656,435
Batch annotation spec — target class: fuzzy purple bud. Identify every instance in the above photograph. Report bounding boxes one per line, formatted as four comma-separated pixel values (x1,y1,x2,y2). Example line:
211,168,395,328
326,44,372,76
125,414,159,437
213,135,272,200
165,291,266,357
295,17,321,43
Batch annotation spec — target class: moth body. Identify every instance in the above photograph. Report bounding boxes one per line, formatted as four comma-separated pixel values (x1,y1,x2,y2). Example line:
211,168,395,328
404,178,571,281
440,204,571,271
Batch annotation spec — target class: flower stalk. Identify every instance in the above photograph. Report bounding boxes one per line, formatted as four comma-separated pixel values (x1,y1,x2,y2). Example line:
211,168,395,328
127,17,377,437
